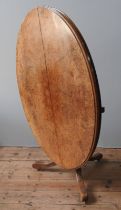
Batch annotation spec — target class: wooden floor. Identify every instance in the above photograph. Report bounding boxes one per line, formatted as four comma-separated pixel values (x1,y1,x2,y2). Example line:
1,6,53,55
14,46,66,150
0,147,121,210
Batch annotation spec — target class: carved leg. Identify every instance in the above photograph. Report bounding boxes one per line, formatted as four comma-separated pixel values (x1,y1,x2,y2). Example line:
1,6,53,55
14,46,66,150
32,161,56,170
89,152,103,162
76,168,88,202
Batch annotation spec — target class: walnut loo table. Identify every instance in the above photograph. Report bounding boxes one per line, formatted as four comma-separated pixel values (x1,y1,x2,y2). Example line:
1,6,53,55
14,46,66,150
16,7,105,202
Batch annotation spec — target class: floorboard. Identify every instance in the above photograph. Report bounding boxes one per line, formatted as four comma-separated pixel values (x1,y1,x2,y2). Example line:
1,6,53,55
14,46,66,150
0,147,121,209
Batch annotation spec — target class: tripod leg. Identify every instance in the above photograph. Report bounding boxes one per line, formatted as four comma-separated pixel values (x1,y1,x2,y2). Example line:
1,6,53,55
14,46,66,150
32,161,56,170
76,168,88,202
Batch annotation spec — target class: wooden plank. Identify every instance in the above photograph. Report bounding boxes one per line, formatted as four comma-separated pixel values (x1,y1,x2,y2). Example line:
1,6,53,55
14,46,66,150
0,147,121,161
0,147,47,161
0,191,81,205
0,179,121,192
0,191,121,205
88,192,121,205
0,203,118,210
0,180,78,192
83,161,121,180
0,160,73,180
96,148,121,161
0,160,120,180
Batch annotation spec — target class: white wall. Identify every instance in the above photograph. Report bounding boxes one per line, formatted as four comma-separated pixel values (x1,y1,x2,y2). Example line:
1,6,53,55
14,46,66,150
0,0,121,147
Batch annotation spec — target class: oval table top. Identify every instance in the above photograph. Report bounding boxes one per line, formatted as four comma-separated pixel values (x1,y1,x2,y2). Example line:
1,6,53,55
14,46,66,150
16,7,102,169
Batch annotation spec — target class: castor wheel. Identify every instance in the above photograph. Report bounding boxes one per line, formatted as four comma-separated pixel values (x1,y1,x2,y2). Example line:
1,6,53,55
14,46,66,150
90,153,103,162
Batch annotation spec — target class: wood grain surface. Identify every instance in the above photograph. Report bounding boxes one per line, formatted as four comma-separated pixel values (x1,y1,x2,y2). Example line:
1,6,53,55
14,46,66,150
16,7,101,169
0,147,121,210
